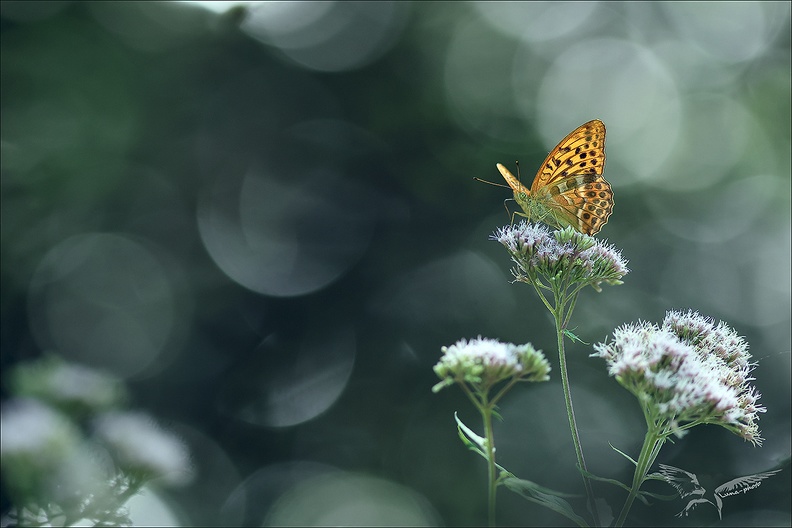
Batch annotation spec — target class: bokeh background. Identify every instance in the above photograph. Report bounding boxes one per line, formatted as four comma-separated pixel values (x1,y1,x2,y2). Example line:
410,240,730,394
1,1,790,526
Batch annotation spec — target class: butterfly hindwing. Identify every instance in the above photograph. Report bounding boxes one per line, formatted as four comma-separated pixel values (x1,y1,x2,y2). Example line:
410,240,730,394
538,174,613,234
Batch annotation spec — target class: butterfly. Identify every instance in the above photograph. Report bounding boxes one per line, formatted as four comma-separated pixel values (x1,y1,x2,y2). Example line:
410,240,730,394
496,119,613,235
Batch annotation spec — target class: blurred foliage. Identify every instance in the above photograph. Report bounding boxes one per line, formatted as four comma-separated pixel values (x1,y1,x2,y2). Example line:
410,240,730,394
1,356,190,526
2,1,790,526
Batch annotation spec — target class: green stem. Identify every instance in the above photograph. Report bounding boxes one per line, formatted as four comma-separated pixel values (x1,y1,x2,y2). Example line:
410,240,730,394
562,286,585,329
491,377,521,407
614,428,665,527
482,401,498,527
554,304,600,526
462,381,519,527
532,282,555,314
553,291,600,527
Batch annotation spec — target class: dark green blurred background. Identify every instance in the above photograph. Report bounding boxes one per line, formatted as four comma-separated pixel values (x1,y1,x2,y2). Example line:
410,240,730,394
2,1,790,526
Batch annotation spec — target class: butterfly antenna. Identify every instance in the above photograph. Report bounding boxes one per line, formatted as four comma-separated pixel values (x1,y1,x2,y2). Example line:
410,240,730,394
515,160,522,186
473,177,510,189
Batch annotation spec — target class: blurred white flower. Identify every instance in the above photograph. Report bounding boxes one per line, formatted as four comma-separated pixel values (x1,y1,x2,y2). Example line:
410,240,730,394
94,412,192,486
0,398,106,509
10,356,125,414
1,399,78,459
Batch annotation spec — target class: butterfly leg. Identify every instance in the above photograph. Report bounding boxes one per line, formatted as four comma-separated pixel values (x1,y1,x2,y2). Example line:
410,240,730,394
511,210,530,226
502,199,513,224
502,198,530,225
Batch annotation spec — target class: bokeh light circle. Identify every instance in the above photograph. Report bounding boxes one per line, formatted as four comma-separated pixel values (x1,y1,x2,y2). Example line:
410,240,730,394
197,163,374,298
443,18,526,143
648,174,781,244
369,250,516,329
240,1,410,73
651,95,755,192
27,233,176,378
263,471,440,526
473,0,600,43
216,322,356,428
529,38,681,183
661,2,789,64
659,223,792,329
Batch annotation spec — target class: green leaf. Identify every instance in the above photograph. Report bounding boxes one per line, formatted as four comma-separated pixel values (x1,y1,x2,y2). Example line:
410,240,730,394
578,468,654,506
500,472,579,498
454,412,486,456
578,468,632,493
636,490,679,501
608,442,637,465
500,474,588,527
431,379,453,393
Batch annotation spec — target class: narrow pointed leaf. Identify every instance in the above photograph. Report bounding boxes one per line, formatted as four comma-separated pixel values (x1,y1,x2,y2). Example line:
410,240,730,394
579,468,632,493
608,442,637,465
501,475,588,527
454,412,486,456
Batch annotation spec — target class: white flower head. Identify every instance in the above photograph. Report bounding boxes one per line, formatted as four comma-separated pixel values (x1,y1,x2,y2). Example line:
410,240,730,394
492,222,628,292
593,312,764,445
433,336,550,395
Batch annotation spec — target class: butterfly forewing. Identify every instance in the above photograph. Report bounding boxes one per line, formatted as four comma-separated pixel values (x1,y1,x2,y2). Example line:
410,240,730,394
496,163,528,195
534,119,611,235
531,119,606,192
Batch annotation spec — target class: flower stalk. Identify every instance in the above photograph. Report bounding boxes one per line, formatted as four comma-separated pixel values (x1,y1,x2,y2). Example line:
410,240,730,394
492,222,629,526
433,337,551,526
593,310,765,526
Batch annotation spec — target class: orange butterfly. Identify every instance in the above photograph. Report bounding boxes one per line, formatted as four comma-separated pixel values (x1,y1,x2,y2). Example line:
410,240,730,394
497,119,613,235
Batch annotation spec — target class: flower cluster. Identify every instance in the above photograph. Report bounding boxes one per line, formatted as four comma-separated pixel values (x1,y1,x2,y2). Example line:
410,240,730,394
491,222,628,292
592,310,764,445
1,358,192,527
9,355,126,417
0,400,82,495
94,412,193,486
433,337,550,395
